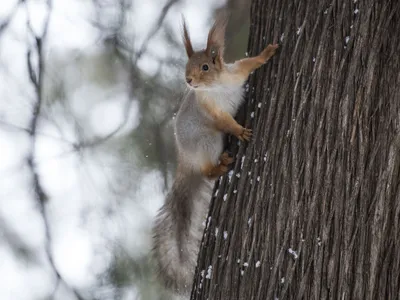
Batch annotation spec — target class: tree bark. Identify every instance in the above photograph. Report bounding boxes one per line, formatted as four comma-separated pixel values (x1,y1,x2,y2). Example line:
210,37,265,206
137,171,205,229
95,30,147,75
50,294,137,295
191,0,400,299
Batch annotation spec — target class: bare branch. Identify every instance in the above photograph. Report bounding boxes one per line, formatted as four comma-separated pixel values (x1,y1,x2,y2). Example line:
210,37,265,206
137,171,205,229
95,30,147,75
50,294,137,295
133,0,180,63
25,1,86,299
0,0,24,37
73,97,135,150
0,119,75,144
0,216,38,263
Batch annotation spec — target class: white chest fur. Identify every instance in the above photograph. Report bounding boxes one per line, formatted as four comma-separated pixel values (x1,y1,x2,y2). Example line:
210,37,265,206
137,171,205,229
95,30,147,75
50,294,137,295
204,85,244,115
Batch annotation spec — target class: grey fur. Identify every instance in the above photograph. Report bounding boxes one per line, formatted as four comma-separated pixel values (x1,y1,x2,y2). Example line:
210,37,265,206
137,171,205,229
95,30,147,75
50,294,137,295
176,90,225,169
151,29,277,294
153,167,213,296
152,90,219,296
152,84,244,296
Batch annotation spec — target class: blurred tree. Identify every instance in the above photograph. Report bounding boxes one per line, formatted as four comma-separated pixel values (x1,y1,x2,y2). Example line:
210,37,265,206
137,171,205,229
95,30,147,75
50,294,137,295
215,0,250,62
191,0,400,299
1,0,186,298
0,0,275,298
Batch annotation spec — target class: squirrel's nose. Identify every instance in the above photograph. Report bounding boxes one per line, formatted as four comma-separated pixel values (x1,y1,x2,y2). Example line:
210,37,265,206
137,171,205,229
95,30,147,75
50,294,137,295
186,77,192,84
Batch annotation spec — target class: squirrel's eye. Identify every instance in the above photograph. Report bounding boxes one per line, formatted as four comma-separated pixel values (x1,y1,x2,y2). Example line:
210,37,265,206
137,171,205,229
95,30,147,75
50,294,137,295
202,64,209,71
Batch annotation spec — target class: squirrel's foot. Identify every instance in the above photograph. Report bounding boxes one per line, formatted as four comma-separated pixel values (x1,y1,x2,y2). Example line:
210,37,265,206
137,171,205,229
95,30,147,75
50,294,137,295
237,127,252,141
219,152,234,166
259,44,279,63
201,161,230,179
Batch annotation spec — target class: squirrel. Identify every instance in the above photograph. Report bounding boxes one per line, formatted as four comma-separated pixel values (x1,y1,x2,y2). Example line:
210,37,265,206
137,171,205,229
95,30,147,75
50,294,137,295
152,15,278,296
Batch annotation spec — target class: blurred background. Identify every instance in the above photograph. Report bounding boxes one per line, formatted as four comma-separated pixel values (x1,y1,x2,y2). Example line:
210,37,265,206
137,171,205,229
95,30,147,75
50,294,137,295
0,0,249,299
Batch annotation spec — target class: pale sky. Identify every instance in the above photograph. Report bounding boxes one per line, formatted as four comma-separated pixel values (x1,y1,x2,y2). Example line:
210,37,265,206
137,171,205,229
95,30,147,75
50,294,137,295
0,0,224,299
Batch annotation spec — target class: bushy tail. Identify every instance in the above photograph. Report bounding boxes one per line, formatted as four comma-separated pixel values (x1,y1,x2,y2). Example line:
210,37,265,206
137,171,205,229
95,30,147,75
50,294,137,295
152,168,213,296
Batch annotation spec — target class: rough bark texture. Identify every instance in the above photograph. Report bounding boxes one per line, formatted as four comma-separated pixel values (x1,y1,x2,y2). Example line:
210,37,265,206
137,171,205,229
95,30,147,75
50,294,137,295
191,0,400,299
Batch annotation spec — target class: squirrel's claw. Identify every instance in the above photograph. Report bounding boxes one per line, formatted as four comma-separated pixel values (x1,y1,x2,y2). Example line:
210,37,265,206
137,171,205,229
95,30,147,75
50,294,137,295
238,128,252,141
220,152,234,165
219,164,229,174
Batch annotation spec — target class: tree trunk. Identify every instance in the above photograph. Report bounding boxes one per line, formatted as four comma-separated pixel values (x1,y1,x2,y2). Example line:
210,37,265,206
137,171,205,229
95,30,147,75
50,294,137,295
191,0,400,299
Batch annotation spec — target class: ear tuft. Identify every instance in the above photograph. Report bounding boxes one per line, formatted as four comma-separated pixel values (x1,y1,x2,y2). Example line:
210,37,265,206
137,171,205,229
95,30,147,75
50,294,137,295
206,14,228,59
182,16,194,58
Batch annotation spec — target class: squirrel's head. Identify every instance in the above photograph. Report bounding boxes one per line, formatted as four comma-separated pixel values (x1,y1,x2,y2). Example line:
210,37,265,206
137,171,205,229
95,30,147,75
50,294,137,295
182,16,227,90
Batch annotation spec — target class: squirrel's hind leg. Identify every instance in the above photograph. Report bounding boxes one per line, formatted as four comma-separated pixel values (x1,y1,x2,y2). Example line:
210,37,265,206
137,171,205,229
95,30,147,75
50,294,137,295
200,152,234,179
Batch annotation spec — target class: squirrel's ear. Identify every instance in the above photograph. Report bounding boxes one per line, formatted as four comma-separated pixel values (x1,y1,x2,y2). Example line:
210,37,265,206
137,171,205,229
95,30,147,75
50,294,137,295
182,16,194,58
206,15,228,60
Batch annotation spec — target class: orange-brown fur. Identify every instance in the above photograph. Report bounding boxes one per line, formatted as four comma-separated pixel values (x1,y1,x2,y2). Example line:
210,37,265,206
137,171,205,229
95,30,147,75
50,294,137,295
183,17,226,89
200,152,234,179
153,15,278,297
198,97,252,141
235,44,278,77
185,52,223,87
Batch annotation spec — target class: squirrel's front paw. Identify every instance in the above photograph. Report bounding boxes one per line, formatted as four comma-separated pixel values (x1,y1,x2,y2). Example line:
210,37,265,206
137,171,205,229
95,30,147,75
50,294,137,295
259,44,279,63
237,128,252,141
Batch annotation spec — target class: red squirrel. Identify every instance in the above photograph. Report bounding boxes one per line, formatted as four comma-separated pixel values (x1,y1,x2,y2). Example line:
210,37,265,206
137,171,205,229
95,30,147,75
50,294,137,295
153,15,278,296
